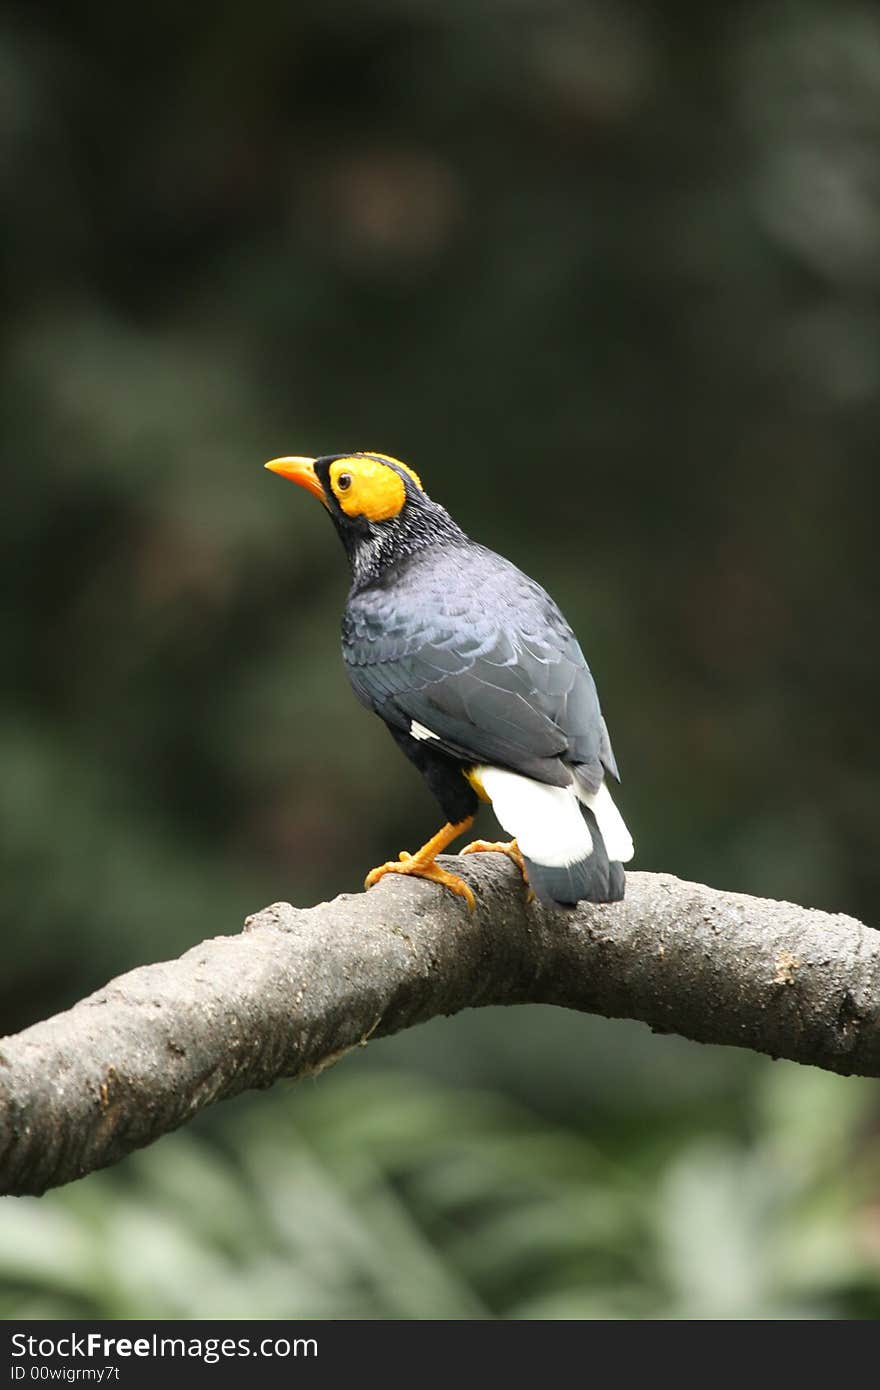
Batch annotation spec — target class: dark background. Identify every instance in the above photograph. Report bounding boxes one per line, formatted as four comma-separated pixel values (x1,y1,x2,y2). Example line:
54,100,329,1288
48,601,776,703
2,0,879,1318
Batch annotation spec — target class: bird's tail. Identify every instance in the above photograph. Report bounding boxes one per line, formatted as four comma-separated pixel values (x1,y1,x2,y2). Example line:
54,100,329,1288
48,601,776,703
521,805,626,905
475,766,633,907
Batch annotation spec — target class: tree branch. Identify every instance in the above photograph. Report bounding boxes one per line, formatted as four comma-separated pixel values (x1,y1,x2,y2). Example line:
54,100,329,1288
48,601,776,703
1,860,878,1197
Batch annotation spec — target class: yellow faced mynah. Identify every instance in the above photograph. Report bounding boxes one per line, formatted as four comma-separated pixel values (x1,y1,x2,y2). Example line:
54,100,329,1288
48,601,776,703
265,452,634,909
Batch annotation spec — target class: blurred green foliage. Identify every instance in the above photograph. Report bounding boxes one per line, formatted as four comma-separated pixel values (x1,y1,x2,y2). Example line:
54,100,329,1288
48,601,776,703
3,1065,880,1319
2,0,878,1319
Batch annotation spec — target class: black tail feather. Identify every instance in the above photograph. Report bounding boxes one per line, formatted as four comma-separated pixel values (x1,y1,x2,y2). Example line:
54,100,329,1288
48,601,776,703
523,805,625,906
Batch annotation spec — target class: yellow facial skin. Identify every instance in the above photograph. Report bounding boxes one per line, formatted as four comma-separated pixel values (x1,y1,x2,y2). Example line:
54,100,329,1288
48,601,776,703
328,454,423,523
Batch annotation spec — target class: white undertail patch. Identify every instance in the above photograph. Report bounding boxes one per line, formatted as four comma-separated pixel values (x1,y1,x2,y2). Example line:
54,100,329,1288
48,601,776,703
576,780,635,862
474,766,592,868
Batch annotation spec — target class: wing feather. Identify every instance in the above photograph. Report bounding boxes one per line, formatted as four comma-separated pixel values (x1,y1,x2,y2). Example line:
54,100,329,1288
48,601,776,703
343,542,618,786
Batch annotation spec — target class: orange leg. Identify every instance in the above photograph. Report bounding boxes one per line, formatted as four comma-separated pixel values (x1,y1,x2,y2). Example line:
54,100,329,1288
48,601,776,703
365,816,476,911
461,838,534,902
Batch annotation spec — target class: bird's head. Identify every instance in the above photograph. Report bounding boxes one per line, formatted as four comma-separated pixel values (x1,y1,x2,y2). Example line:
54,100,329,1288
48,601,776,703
264,451,461,581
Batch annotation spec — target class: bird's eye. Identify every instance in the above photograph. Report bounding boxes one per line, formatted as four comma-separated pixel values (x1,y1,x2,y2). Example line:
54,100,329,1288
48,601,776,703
337,472,352,491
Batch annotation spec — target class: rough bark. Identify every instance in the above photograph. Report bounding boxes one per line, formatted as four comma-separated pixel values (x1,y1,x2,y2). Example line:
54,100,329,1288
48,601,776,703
1,860,878,1198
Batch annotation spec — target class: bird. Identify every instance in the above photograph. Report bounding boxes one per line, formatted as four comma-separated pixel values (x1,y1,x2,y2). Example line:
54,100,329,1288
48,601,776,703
264,451,634,910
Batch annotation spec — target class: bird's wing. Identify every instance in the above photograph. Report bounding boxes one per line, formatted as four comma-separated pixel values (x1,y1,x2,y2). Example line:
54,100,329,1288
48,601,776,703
342,549,614,787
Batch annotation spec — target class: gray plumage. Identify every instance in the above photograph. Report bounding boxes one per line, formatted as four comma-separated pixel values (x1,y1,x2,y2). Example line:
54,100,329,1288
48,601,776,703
342,538,619,796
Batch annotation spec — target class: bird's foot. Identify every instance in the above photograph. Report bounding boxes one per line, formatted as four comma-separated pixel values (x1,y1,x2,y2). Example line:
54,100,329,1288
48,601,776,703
364,817,476,911
364,856,475,912
461,838,534,901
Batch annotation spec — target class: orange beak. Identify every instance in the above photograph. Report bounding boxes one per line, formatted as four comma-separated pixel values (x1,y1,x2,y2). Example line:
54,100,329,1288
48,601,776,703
264,456,327,505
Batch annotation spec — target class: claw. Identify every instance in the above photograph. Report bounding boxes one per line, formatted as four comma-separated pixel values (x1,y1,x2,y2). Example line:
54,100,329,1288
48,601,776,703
364,857,475,912
364,816,476,911
461,838,535,902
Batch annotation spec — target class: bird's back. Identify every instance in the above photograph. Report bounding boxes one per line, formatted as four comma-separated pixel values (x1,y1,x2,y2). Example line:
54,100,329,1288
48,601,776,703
342,536,615,790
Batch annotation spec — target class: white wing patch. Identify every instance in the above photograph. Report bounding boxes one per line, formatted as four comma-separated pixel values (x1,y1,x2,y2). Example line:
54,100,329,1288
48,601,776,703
576,780,635,862
410,720,440,742
474,765,592,868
